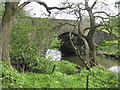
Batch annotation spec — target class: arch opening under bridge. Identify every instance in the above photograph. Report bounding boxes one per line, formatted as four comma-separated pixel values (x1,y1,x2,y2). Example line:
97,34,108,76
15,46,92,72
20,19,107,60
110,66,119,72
58,32,85,57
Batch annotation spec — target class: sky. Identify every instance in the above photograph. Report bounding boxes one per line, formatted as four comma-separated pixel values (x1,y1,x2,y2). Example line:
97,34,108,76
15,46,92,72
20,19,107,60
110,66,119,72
19,0,118,20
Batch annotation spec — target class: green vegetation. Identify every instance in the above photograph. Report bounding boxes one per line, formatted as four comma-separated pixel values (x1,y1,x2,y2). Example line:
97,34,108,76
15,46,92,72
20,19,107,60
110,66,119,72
1,61,119,88
97,16,119,57
97,40,118,54
27,57,78,74
9,17,62,73
3,16,118,89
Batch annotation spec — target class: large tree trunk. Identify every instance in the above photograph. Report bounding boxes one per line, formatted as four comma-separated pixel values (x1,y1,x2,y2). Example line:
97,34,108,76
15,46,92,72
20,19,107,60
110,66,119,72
86,9,97,67
2,2,16,64
87,38,96,67
84,0,97,67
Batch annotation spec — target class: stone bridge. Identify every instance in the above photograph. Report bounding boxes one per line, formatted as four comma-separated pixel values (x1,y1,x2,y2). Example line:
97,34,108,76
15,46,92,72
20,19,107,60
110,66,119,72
25,18,115,56
0,18,115,57
0,17,115,44
26,18,115,44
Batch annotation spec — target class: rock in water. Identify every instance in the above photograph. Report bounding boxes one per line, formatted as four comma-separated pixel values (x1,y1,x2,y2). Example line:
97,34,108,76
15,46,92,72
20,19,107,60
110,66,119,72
108,66,120,73
45,49,61,61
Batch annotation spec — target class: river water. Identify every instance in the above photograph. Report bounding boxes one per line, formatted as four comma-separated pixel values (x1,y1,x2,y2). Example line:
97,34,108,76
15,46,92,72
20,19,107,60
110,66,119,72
62,56,119,68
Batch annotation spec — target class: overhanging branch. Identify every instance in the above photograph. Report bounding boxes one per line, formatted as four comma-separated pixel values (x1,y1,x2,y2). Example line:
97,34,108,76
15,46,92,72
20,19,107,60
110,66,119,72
18,0,71,15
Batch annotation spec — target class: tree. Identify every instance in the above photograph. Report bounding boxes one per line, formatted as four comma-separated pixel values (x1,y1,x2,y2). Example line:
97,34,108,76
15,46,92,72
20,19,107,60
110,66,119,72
1,0,71,65
61,0,119,67
68,0,98,67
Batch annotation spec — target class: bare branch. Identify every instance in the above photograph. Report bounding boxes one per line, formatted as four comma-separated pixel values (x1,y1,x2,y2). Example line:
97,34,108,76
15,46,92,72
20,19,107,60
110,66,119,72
94,16,109,22
112,13,120,17
34,0,71,15
94,11,110,16
18,0,71,16
94,16,109,19
94,11,120,17
18,2,31,12
91,0,97,9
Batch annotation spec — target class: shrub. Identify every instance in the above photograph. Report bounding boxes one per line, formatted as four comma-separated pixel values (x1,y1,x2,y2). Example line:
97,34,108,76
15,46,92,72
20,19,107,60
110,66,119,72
10,18,39,72
29,57,55,74
29,57,79,75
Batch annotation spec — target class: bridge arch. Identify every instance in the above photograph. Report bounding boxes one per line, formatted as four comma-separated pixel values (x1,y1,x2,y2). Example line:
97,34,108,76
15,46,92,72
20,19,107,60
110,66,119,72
58,32,85,57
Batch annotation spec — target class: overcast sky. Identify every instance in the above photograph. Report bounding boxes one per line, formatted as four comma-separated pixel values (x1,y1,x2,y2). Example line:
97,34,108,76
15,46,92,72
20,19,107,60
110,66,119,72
19,0,118,20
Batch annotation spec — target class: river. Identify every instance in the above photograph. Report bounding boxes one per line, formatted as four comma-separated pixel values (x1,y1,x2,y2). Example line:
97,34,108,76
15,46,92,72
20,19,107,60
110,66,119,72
62,56,119,68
